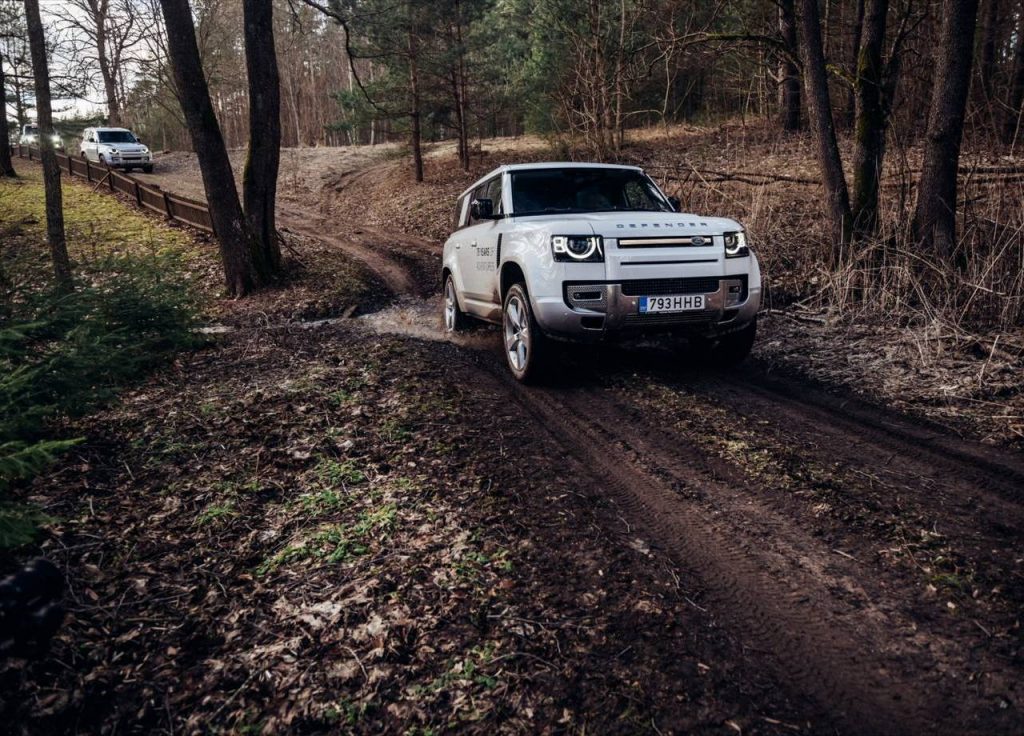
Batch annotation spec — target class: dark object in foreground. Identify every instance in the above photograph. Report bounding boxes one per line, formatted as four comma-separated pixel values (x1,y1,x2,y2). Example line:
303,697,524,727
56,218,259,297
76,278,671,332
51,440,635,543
0,559,64,659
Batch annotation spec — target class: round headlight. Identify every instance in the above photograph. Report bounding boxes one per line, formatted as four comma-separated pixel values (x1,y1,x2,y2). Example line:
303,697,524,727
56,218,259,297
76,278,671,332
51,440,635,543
551,235,603,262
566,237,594,257
724,231,747,256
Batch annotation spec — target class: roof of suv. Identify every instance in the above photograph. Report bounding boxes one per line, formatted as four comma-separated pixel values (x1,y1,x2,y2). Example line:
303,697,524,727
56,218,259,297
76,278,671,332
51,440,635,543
86,127,134,133
460,162,644,199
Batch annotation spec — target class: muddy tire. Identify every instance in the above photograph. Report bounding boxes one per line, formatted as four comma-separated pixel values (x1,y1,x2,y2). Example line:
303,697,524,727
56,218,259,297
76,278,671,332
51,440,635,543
711,318,756,367
502,282,547,383
442,274,469,333
143,165,154,174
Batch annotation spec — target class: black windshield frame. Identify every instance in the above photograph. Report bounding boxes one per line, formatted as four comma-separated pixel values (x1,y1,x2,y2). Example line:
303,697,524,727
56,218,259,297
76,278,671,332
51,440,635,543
510,168,672,217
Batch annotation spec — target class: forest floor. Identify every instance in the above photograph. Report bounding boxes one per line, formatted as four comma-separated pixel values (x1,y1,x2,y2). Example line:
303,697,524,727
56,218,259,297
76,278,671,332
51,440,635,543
4,129,1024,735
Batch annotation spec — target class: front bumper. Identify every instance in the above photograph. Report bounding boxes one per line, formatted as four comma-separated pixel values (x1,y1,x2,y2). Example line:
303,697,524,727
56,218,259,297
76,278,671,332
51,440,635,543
533,277,760,341
107,156,152,168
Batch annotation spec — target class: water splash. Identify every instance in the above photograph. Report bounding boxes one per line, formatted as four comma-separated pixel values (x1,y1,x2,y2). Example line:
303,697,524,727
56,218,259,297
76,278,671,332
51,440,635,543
356,296,499,349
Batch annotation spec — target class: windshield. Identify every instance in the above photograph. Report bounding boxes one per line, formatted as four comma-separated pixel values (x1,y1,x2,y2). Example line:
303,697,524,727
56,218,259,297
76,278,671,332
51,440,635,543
98,131,138,143
25,126,38,135
510,168,671,216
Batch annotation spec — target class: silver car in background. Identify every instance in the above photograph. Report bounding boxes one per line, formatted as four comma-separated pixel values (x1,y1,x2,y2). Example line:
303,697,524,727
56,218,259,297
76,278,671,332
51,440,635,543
18,124,64,150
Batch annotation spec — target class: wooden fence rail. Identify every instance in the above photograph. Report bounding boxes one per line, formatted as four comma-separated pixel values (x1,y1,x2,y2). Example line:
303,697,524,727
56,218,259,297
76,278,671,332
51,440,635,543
14,144,215,235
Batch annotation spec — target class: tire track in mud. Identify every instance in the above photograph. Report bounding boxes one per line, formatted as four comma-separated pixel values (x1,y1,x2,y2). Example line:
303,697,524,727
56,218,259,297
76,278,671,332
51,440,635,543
715,368,1024,506
461,351,977,736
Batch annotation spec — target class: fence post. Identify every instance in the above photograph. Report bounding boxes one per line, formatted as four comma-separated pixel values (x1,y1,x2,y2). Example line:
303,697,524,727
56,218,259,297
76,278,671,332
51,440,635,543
108,166,115,192
85,159,91,182
134,181,143,207
163,191,173,220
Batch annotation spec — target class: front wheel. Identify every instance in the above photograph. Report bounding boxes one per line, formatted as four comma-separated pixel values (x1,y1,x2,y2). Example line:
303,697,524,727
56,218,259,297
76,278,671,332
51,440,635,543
442,274,469,333
710,319,757,367
502,283,547,383
142,165,154,173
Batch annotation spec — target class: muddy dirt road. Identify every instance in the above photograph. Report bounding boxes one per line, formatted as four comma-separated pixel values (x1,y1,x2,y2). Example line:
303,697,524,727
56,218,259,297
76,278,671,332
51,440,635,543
353,304,1024,735
137,154,1024,734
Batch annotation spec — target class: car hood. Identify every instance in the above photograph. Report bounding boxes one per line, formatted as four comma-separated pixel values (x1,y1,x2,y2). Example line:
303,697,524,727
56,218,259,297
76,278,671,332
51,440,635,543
510,211,742,237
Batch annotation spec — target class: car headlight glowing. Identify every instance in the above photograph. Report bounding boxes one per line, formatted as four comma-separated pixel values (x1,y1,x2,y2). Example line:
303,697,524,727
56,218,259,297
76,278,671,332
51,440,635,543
552,235,603,262
724,231,749,258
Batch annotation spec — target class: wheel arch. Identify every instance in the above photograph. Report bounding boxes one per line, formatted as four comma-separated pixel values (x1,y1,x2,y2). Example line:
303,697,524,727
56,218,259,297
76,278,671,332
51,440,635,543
500,260,527,303
441,264,468,314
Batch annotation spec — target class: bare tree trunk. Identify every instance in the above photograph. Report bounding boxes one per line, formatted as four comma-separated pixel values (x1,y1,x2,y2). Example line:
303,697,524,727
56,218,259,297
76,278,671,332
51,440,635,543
24,0,72,291
408,28,423,182
454,2,470,171
159,0,263,297
1003,6,1024,144
851,0,889,236
242,0,282,274
90,0,123,126
779,0,802,132
0,55,15,177
798,0,853,253
613,0,626,150
845,0,866,129
912,0,980,258
979,0,999,103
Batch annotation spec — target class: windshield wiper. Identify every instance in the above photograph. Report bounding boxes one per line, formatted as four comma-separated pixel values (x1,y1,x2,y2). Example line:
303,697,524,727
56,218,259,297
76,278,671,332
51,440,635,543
513,207,578,216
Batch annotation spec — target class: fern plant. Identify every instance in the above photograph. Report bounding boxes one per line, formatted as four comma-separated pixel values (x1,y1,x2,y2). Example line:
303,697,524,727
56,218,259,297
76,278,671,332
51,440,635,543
0,252,202,547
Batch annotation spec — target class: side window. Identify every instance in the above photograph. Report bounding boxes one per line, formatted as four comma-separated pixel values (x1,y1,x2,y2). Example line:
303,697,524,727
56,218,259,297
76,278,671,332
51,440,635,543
485,177,503,215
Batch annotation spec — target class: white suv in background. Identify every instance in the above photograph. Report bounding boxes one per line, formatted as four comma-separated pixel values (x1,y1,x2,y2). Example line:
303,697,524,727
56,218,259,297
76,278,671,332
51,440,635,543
18,124,64,150
80,127,153,172
441,163,762,382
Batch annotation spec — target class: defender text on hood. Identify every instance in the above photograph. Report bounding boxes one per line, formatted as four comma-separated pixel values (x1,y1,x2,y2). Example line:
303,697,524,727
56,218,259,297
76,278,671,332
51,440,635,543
441,163,761,382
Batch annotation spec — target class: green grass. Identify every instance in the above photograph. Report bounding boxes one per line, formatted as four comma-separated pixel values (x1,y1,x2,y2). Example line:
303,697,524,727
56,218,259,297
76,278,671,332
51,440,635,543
257,503,397,576
0,165,200,268
195,502,237,527
0,165,208,547
314,458,366,487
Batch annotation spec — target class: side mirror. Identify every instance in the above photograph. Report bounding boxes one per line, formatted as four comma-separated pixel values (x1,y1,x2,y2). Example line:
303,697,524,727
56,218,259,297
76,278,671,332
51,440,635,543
470,198,494,220
668,195,681,212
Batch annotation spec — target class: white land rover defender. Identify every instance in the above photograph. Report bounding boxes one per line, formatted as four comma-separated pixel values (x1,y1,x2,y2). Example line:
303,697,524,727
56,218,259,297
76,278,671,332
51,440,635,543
79,127,153,172
441,163,761,381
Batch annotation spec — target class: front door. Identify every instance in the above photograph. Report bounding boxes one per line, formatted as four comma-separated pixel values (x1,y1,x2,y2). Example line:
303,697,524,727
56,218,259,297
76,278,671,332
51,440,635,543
82,133,98,161
458,175,504,312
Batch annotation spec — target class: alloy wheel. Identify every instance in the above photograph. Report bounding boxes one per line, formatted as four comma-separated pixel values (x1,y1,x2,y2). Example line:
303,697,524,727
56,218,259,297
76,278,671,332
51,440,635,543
503,293,530,372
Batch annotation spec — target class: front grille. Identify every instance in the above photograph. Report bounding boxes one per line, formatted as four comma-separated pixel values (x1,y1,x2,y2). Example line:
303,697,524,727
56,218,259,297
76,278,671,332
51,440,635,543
618,236,711,248
620,277,720,296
